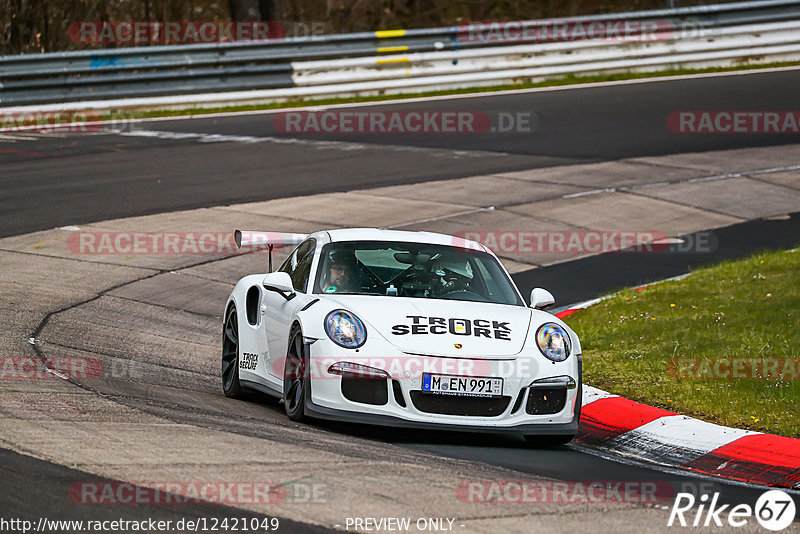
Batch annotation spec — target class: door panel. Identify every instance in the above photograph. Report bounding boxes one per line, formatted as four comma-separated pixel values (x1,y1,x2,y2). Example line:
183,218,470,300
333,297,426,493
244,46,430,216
265,238,316,378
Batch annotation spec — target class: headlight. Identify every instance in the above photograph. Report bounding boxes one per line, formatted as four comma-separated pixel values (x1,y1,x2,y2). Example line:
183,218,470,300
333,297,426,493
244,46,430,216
536,323,570,362
325,310,367,349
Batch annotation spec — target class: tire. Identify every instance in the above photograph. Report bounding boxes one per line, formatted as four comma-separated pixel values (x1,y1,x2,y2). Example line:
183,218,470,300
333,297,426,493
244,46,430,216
283,327,308,422
523,434,575,448
221,305,245,399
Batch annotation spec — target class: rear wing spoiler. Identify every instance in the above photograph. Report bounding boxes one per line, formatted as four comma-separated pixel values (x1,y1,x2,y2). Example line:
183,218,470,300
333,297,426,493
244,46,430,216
234,230,308,249
234,229,309,271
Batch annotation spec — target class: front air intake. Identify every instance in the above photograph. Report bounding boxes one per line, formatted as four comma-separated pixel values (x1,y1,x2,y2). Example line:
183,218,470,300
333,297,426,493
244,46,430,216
340,375,388,406
410,392,510,416
525,387,567,415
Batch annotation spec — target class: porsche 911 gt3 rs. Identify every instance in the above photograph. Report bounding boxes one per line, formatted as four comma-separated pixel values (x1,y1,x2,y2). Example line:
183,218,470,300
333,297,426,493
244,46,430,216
222,228,581,445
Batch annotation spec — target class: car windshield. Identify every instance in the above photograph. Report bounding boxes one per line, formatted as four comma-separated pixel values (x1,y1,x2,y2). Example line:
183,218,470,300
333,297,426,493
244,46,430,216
314,241,524,306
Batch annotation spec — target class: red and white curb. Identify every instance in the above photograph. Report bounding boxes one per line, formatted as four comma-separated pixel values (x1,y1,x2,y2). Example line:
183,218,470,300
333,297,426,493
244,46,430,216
556,275,800,490
553,273,692,320
577,386,800,489
553,297,604,320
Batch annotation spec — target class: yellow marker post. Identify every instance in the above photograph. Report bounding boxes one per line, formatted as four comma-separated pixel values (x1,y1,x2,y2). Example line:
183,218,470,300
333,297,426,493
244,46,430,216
377,46,409,53
375,29,406,39
376,58,410,65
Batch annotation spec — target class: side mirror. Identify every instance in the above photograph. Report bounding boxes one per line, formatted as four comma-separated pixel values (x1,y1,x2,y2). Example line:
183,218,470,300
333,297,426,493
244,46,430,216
530,287,555,310
263,272,296,300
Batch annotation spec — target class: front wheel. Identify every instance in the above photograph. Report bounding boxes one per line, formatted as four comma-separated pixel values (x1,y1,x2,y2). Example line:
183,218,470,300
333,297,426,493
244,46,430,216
222,306,244,398
283,327,308,422
523,434,575,448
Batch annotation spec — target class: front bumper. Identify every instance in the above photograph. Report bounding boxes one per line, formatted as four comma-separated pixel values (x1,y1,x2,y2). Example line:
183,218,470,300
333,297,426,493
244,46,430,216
304,339,582,435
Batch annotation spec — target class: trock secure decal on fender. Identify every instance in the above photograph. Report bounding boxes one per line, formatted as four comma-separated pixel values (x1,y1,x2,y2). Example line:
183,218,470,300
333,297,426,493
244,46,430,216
240,352,258,370
391,315,512,340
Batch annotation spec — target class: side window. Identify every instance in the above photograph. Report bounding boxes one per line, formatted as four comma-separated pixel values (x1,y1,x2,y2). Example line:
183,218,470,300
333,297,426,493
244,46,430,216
278,251,296,276
291,251,314,292
281,239,316,292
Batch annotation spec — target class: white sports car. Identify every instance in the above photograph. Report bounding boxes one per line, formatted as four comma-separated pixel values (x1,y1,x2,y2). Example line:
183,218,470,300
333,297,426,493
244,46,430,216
222,228,582,445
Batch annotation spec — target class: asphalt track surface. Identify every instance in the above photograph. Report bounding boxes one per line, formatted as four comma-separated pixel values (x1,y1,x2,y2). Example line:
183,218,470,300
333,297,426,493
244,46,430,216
2,68,800,238
2,70,800,527
0,449,335,533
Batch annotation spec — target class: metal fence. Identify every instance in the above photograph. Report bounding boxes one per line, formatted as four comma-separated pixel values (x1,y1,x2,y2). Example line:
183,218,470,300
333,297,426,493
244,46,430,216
1,0,799,109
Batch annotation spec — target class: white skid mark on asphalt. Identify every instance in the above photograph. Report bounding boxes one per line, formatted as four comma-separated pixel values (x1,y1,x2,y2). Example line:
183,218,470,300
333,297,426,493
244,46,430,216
747,163,800,175
686,173,740,183
563,188,613,198
119,129,510,158
560,163,800,199
387,206,496,229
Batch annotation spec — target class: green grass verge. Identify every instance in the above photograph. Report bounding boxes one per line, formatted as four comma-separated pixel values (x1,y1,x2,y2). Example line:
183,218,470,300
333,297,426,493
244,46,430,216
567,248,800,438
102,60,800,121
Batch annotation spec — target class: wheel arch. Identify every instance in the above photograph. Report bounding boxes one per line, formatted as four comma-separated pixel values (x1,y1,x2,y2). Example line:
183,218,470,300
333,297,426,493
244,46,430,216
225,298,236,320
290,319,304,339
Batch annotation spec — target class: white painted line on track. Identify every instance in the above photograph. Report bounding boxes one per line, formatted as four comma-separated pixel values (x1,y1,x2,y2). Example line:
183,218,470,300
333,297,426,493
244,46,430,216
118,128,511,158
0,133,42,141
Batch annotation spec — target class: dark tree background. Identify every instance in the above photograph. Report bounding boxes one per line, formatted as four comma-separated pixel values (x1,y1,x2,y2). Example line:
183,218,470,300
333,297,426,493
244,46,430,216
1,0,740,54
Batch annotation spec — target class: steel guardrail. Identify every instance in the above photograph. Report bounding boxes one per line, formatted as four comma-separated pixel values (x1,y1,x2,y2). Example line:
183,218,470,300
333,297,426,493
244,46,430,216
1,0,799,107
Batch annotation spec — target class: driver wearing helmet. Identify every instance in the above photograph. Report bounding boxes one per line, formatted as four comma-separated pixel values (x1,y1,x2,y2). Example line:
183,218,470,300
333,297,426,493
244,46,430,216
322,249,360,293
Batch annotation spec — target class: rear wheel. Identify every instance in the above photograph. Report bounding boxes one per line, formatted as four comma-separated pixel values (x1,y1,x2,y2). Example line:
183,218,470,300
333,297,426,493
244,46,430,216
222,306,244,398
523,434,574,448
283,327,308,422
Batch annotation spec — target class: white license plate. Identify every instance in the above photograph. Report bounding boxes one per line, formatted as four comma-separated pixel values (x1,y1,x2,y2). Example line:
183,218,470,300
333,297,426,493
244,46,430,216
421,373,503,397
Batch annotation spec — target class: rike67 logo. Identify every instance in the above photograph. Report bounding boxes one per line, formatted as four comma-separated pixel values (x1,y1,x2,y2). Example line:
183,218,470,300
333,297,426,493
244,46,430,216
668,489,796,531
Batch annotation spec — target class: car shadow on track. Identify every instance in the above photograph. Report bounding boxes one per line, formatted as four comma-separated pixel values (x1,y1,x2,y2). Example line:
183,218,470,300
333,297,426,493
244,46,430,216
243,391,542,449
